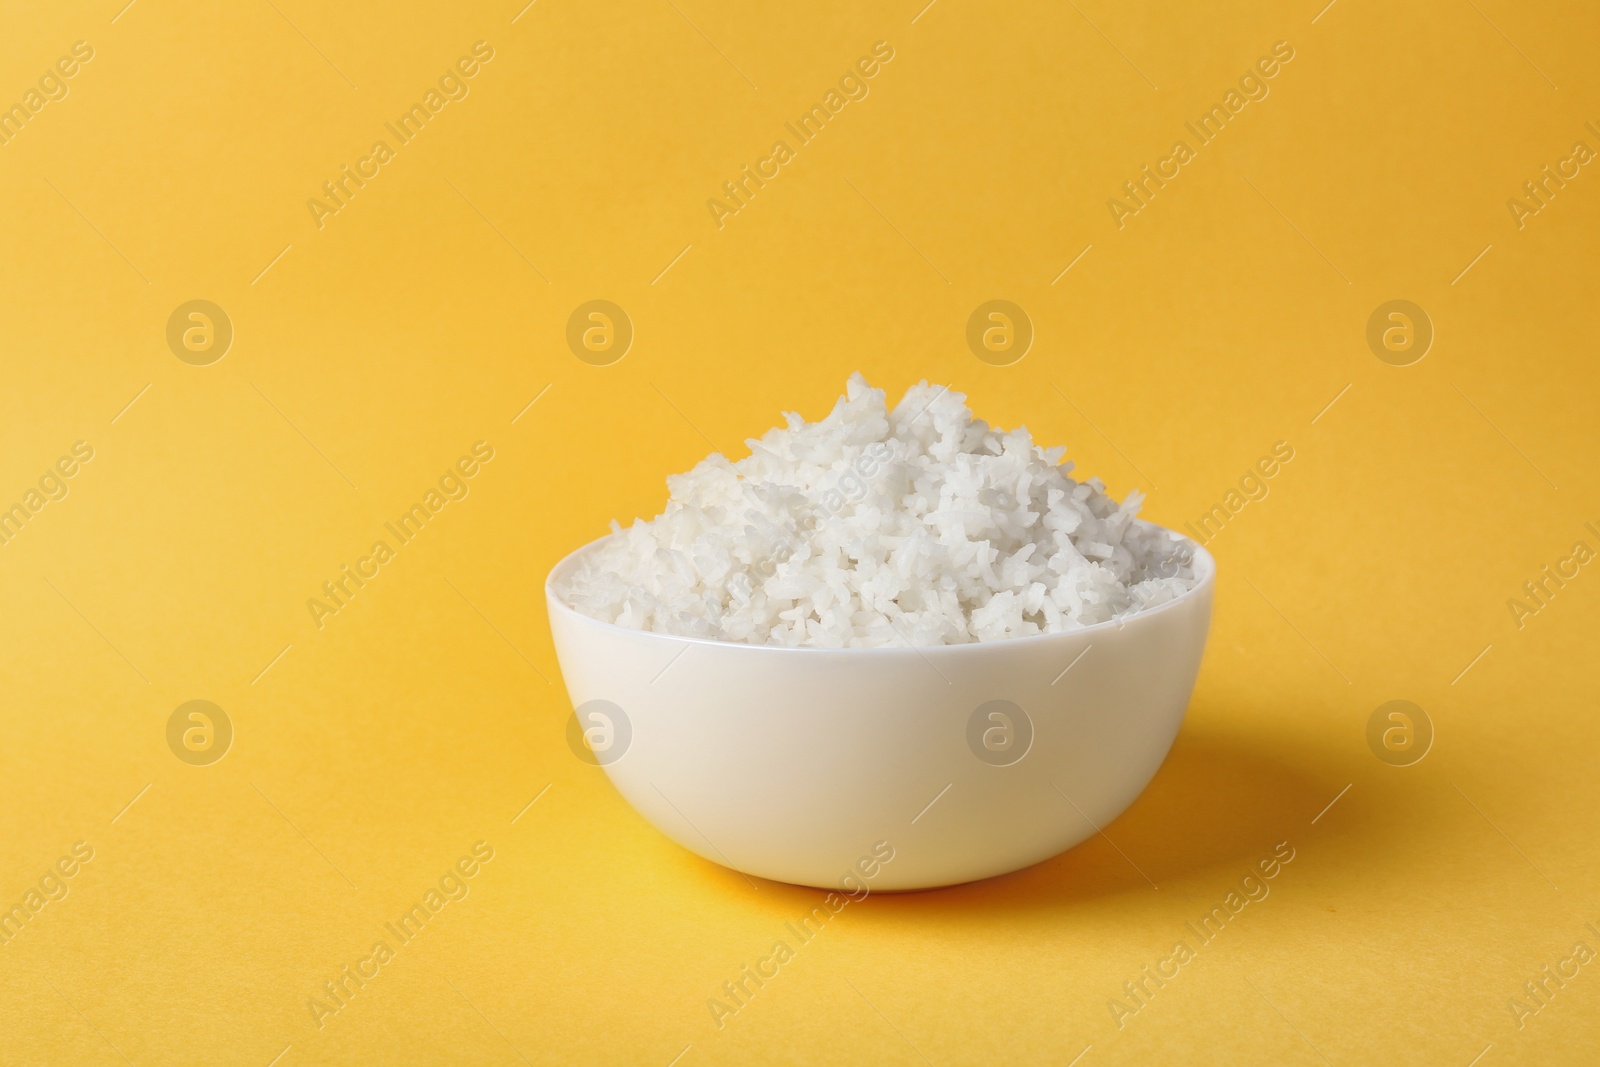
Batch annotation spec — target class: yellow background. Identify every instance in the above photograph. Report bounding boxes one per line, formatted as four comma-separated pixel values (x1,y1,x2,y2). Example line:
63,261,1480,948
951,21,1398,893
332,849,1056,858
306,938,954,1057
2,0,1598,1063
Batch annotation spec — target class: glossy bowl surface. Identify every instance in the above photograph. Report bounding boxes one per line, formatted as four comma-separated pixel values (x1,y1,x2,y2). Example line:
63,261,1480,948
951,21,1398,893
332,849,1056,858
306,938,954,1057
546,524,1214,890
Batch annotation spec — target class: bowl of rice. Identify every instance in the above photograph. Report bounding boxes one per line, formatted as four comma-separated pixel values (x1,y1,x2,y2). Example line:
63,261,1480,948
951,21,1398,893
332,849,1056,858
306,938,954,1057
548,375,1213,890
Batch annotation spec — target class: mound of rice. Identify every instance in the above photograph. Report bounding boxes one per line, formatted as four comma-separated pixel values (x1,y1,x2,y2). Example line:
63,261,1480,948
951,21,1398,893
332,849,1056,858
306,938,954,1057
556,375,1198,647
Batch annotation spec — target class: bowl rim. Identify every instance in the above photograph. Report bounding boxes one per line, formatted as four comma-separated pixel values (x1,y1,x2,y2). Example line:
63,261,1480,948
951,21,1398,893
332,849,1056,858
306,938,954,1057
545,518,1215,656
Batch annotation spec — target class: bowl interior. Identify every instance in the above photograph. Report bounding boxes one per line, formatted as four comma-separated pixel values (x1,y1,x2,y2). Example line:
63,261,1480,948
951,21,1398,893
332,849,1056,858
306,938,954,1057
544,518,1215,656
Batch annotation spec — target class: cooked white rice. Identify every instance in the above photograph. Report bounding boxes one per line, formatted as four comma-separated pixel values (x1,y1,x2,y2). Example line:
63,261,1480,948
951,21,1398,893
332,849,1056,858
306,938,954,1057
556,375,1198,647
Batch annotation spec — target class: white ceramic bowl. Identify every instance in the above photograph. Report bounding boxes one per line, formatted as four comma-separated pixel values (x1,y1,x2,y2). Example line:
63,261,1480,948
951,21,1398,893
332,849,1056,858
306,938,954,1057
546,523,1214,891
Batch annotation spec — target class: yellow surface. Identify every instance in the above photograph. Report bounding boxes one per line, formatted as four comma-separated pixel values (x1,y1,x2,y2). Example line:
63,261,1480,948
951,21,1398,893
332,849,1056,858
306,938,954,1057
2,1,1598,1063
